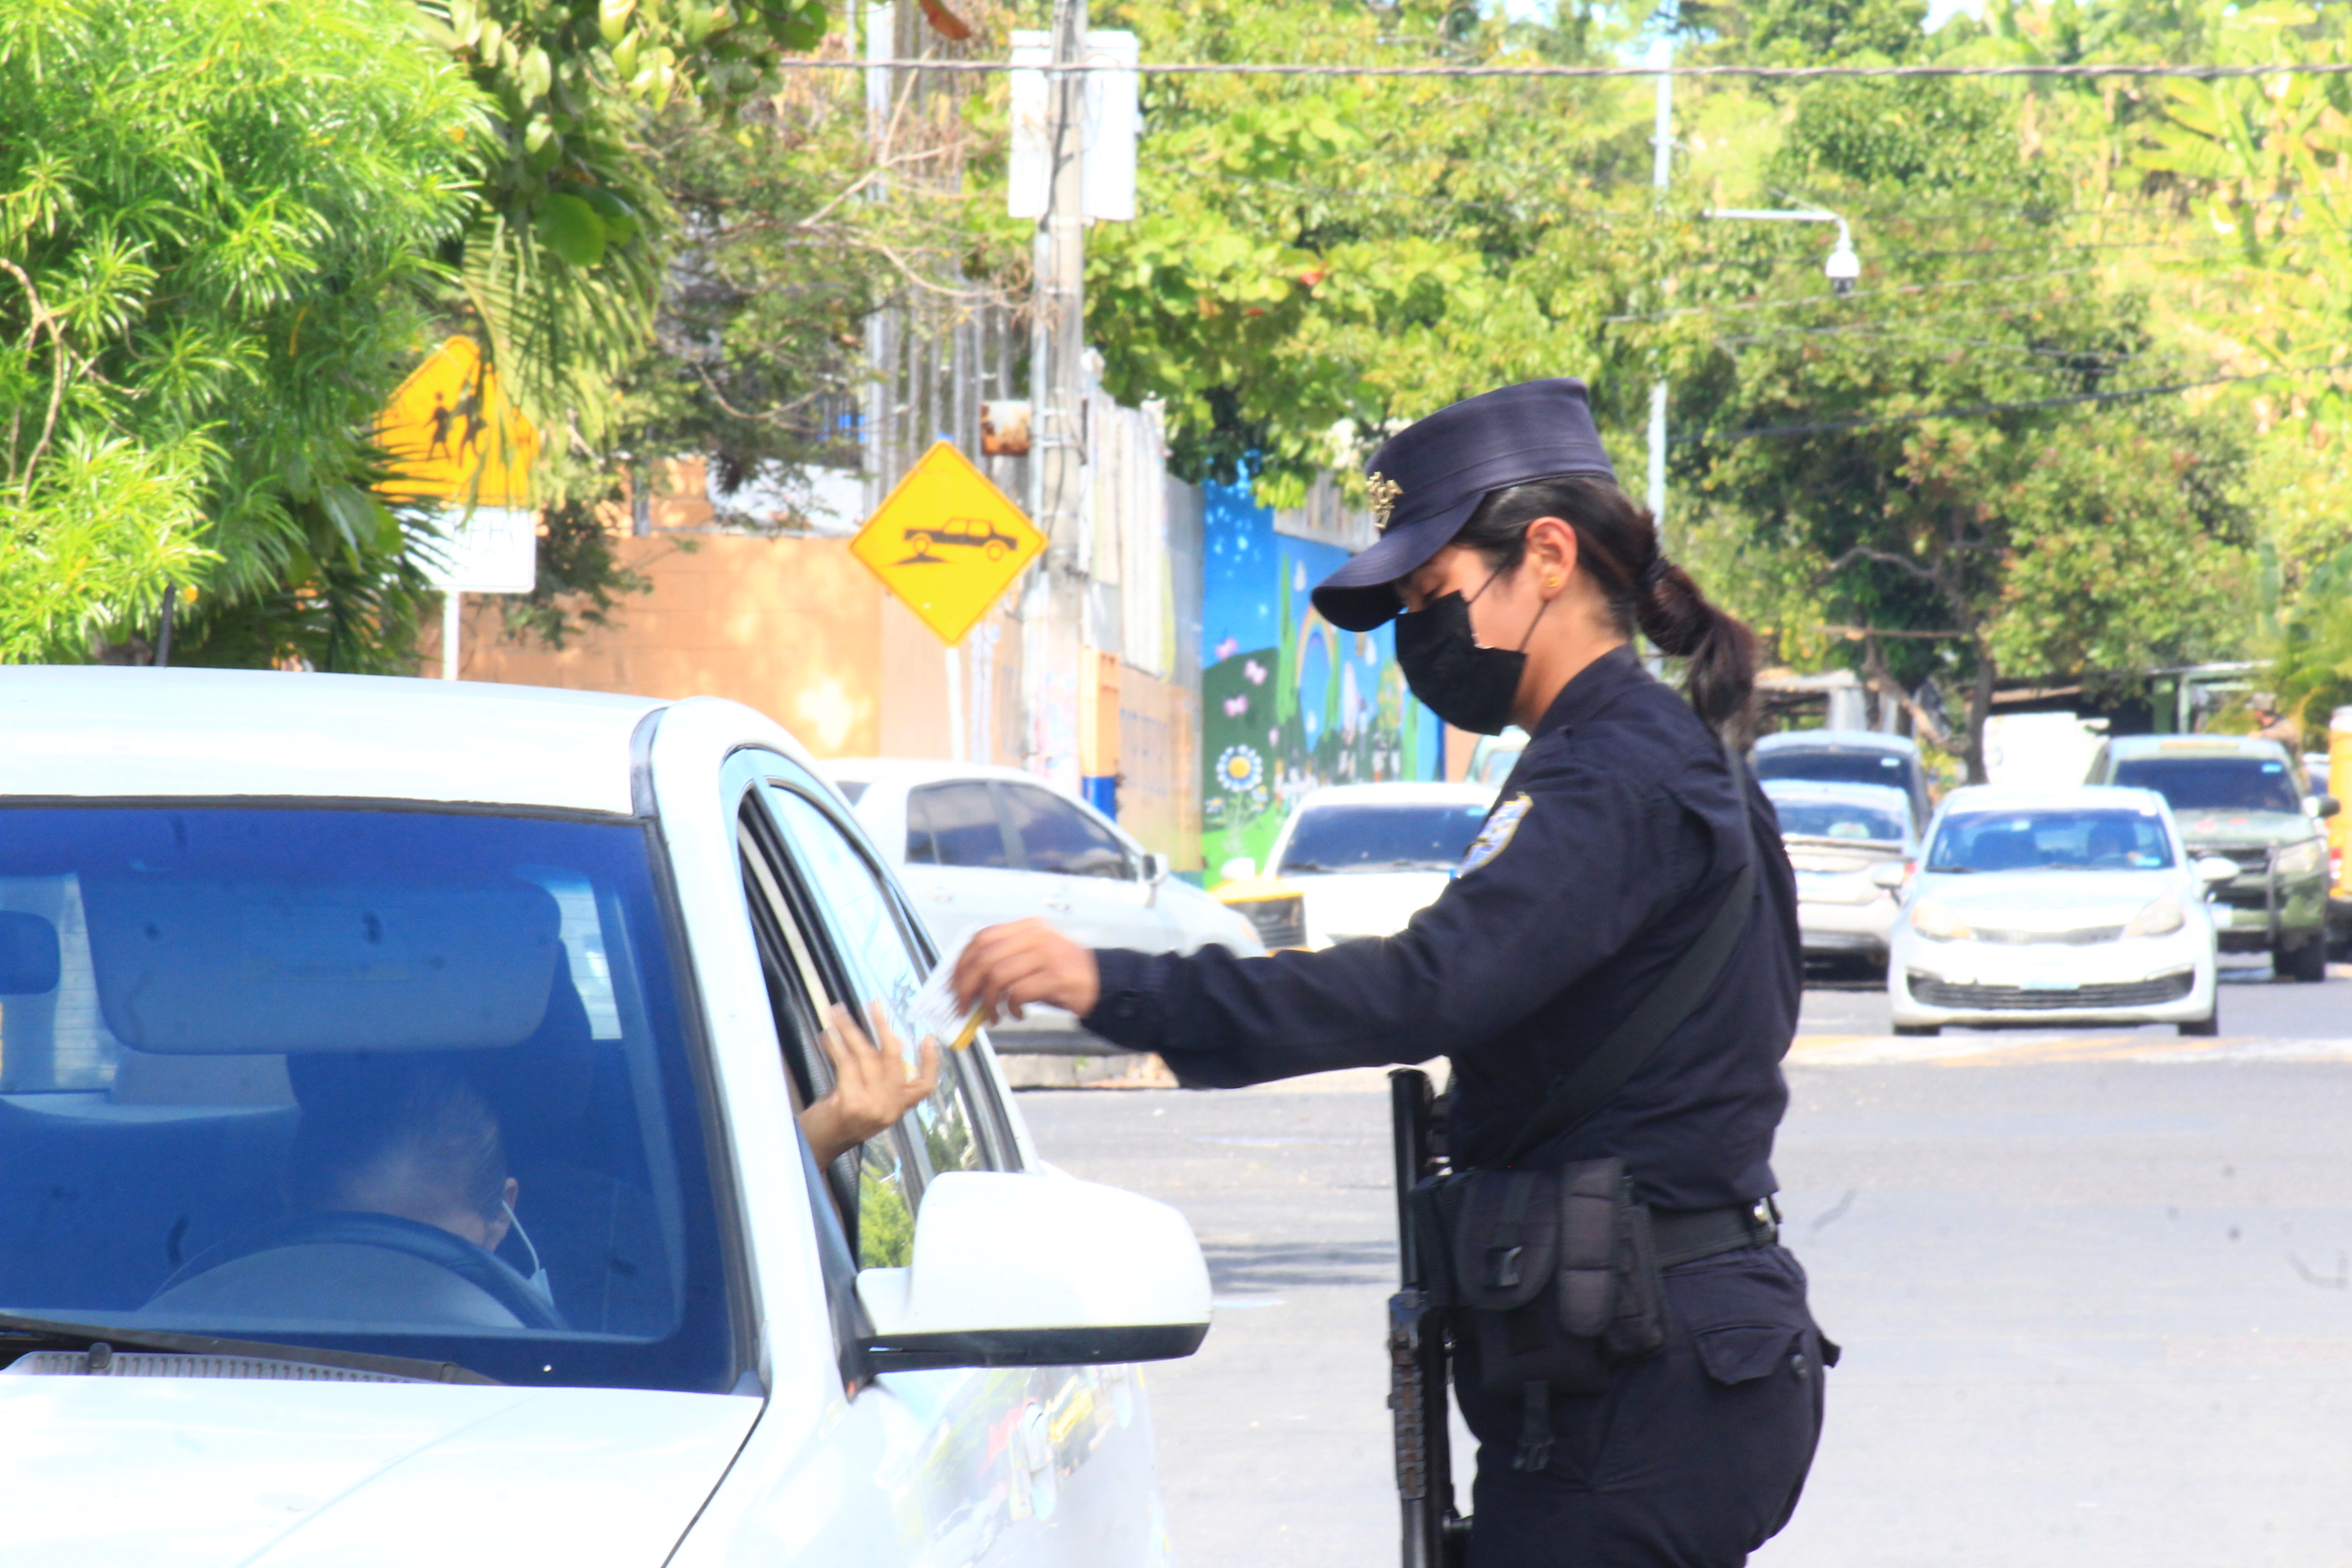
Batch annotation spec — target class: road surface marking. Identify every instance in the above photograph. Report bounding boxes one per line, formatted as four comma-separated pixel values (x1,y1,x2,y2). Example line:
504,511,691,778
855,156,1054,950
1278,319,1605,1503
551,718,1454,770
1790,1034,2352,1066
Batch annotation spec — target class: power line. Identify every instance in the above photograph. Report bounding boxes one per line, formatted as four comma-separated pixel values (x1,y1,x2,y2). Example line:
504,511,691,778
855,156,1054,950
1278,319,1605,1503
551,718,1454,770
782,56,2352,80
1608,265,2103,323
1672,358,2352,446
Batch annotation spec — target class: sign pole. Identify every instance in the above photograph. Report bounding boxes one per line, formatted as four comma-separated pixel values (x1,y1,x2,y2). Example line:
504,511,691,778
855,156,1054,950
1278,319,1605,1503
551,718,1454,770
945,642,966,762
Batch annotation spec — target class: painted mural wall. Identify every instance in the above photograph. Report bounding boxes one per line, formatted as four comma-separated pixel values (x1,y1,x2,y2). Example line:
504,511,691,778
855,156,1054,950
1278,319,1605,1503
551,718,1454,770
1199,481,1446,877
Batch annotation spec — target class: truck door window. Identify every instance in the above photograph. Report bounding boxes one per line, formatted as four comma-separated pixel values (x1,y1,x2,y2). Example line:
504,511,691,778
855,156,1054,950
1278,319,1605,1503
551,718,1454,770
998,782,1134,880
757,786,999,1264
906,780,1016,868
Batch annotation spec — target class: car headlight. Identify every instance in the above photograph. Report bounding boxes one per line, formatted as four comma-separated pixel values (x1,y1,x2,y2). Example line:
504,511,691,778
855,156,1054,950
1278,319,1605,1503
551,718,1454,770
1909,897,1972,942
2122,892,2184,937
2275,838,2326,878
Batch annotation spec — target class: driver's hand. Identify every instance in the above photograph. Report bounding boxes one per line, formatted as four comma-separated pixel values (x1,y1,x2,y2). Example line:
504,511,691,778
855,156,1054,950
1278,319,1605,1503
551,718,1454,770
799,1002,940,1168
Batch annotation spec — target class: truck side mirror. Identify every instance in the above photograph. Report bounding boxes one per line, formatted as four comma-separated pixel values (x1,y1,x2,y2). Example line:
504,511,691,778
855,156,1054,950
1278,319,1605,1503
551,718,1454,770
1867,860,1911,891
1217,856,1257,884
1142,850,1171,885
2196,856,2241,887
2306,794,2340,820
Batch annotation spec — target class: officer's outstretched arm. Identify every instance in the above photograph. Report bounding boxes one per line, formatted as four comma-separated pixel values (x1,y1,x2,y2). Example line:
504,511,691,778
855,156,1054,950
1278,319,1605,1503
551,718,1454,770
1079,760,1718,1087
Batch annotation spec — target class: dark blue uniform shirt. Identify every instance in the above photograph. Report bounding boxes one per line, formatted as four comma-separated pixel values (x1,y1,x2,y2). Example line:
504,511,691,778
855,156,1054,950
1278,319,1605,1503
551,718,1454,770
1083,643,1802,1210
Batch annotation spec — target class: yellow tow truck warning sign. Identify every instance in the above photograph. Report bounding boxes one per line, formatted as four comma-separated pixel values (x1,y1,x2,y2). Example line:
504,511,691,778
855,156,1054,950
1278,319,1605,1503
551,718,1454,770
849,440,1044,645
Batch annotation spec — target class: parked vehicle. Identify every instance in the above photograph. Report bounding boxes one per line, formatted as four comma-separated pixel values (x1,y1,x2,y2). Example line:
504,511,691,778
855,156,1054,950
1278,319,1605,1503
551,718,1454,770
2084,734,2338,981
1753,730,1933,832
0,669,1209,1566
823,760,1264,1045
1887,784,2232,1037
1465,727,1529,787
1214,783,1497,950
1763,779,1918,967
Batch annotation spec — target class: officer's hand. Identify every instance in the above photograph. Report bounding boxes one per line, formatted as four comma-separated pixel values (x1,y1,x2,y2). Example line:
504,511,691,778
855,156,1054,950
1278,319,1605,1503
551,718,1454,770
953,918,1101,1024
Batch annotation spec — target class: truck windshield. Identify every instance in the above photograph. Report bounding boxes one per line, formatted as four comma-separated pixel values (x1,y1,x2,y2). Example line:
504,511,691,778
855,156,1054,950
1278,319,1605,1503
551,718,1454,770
1755,748,1915,796
0,807,734,1392
1277,802,1493,874
2112,757,2301,816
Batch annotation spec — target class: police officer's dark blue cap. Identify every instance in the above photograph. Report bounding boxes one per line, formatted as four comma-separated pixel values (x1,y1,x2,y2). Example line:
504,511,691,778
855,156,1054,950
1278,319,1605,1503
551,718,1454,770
1310,377,1617,632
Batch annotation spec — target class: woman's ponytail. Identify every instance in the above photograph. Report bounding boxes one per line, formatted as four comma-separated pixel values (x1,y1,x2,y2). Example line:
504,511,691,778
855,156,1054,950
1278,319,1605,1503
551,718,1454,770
1454,476,1759,737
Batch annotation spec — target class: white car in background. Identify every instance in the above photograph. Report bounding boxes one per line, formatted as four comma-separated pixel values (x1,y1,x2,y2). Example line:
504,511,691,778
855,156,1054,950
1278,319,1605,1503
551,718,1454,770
0,670,1209,1567
1764,779,1919,968
1243,782,1498,948
1888,784,2238,1038
823,760,1264,1045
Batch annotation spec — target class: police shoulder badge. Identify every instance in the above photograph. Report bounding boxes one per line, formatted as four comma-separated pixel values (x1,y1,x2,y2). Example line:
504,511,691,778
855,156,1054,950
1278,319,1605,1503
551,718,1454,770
1457,792,1533,876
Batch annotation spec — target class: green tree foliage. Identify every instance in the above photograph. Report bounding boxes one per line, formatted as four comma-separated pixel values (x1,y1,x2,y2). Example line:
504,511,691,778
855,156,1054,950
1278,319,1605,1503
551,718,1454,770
1676,77,2251,774
419,0,835,442
0,0,485,666
1073,0,1666,503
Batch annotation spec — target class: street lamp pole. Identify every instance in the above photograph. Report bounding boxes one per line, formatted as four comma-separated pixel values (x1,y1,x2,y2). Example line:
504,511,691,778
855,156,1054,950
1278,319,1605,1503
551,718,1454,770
1645,35,1672,551
1649,206,1860,560
1704,208,1861,294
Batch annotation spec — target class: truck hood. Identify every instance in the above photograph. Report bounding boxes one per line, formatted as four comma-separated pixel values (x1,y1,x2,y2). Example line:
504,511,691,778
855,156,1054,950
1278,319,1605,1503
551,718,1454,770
2172,810,2312,848
0,1378,760,1568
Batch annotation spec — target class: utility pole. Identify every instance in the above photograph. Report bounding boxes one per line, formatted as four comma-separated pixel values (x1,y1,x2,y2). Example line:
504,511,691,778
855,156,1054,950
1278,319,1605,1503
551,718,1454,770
1022,0,1088,791
1646,32,1672,555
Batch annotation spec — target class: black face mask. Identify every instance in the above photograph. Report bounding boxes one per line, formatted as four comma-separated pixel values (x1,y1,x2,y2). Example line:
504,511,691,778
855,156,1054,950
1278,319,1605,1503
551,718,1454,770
1393,574,1551,736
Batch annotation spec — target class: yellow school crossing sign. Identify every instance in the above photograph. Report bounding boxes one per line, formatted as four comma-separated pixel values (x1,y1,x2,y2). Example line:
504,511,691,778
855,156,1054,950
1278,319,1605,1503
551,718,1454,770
850,440,1045,646
375,336,536,505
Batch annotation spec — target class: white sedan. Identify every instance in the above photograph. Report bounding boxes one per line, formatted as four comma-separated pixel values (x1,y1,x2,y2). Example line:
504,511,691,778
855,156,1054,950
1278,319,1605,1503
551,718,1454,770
1888,784,2238,1037
822,760,1264,1044
1249,782,1498,948
0,668,1209,1567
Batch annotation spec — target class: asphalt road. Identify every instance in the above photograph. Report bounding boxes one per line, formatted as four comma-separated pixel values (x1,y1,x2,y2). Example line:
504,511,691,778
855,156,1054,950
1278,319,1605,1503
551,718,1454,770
1017,965,2352,1568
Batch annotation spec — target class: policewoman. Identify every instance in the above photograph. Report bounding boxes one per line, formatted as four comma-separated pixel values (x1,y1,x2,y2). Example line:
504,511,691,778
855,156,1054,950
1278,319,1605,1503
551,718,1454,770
954,377,1828,1567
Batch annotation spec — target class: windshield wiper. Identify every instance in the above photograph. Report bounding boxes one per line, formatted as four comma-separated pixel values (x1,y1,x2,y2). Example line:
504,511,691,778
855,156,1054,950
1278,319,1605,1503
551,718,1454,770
0,1310,500,1386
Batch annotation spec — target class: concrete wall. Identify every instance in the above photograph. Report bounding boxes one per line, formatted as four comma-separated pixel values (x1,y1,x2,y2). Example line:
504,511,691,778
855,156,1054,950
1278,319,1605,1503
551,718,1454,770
439,534,936,760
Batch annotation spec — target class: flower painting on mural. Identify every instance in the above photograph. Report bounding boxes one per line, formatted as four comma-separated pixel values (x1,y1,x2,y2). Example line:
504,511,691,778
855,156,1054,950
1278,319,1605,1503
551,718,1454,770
1200,485,1442,875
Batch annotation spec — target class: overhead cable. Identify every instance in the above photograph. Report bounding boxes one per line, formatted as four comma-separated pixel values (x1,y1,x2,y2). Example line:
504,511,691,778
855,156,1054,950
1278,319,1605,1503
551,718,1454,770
1672,358,2352,446
781,57,2352,80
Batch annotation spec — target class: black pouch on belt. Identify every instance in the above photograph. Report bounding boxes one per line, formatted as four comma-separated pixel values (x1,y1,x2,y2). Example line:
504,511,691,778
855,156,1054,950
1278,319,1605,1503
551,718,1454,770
1414,1157,1670,1469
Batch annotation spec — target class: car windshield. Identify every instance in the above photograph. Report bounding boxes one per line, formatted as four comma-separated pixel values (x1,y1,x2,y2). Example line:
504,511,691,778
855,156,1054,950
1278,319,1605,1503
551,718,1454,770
1276,802,1493,874
2112,756,2301,815
1773,799,1907,844
1927,808,2177,873
0,807,733,1392
1472,743,1525,786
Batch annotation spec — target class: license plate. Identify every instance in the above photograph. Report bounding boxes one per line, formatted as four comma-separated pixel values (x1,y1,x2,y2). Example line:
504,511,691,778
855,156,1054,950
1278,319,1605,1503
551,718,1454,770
2019,974,2077,992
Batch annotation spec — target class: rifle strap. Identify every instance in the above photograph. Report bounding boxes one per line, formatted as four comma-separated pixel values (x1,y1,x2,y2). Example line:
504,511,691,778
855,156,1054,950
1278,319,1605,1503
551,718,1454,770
1496,739,1759,1168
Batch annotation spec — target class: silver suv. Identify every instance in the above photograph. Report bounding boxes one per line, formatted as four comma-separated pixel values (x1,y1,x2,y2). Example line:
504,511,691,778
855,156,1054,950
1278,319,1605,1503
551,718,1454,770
2086,735,2339,981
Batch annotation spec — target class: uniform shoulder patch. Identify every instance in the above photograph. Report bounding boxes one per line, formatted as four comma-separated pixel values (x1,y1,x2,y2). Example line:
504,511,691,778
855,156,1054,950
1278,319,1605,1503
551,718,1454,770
1458,792,1534,876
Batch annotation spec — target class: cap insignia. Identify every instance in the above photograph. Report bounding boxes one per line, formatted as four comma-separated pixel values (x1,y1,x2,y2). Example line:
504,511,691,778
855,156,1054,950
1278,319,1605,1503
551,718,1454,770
1367,472,1403,532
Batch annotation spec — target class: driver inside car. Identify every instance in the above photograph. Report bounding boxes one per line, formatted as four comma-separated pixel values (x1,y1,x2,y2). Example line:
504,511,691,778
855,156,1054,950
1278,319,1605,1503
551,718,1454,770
287,1064,518,1257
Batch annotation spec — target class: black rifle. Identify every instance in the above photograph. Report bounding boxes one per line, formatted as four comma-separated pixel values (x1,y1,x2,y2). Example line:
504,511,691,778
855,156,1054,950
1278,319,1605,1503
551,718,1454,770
1388,1067,1471,1568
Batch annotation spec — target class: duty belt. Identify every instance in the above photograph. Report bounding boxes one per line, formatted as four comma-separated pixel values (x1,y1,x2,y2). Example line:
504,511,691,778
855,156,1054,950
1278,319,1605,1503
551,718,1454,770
1649,1200,1779,1269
